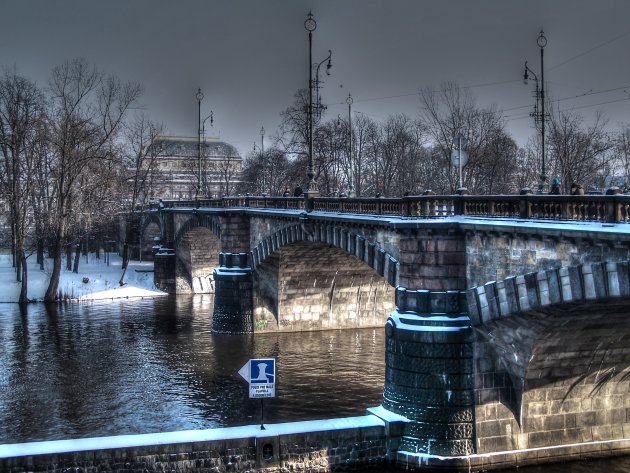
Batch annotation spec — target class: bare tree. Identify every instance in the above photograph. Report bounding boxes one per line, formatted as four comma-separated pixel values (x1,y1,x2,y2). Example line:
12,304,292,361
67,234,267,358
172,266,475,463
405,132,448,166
0,69,45,303
277,89,310,159
118,115,165,284
349,113,378,197
613,125,630,191
371,114,425,196
547,108,614,193
512,140,542,192
237,146,291,196
44,59,141,302
420,81,511,194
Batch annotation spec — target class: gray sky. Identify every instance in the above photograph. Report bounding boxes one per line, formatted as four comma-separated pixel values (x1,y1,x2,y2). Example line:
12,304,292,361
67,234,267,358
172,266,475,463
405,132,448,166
2,0,630,156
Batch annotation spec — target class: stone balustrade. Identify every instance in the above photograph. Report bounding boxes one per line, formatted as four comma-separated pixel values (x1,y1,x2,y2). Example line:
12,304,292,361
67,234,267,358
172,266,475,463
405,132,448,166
153,192,630,223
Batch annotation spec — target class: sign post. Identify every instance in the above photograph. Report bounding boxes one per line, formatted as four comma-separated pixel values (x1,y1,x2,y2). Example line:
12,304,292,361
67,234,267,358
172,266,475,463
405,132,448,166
238,358,276,430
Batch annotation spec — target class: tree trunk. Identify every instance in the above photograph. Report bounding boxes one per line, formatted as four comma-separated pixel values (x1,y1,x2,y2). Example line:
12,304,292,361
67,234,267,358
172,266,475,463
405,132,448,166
72,244,81,273
11,222,16,268
65,245,72,271
44,220,66,302
121,242,129,270
37,238,44,270
119,264,128,286
44,242,62,302
18,250,28,304
15,246,22,282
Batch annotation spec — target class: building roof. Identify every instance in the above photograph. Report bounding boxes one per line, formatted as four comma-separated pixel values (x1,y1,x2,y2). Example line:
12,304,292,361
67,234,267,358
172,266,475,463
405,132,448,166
151,135,241,159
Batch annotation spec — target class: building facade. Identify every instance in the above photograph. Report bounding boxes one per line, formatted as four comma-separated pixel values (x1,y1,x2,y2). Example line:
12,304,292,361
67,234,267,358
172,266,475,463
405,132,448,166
147,135,242,200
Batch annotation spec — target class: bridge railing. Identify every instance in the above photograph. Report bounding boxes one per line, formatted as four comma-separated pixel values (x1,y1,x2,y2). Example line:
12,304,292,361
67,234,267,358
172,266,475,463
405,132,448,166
154,192,630,223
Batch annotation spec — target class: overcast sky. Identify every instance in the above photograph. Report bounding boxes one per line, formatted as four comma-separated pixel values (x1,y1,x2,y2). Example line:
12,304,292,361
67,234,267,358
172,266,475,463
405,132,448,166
2,0,630,157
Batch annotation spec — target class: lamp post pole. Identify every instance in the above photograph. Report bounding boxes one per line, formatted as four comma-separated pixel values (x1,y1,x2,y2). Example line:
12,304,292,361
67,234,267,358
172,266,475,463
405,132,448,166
346,93,354,197
539,30,547,193
523,30,548,193
305,12,317,197
196,88,204,198
260,126,267,194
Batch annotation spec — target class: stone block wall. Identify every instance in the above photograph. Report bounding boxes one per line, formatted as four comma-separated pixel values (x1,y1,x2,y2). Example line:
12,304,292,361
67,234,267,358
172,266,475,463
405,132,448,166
473,298,630,458
0,424,388,473
466,232,630,290
398,231,466,291
174,227,221,294
221,214,251,254
252,251,280,331
253,241,395,332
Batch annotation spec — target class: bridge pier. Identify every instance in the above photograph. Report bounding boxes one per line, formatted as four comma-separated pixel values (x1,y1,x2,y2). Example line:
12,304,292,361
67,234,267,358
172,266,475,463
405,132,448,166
211,252,253,333
383,288,475,464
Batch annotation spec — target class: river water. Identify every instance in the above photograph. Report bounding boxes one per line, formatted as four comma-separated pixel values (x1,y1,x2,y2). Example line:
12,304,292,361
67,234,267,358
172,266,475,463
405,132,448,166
0,295,385,443
0,295,627,472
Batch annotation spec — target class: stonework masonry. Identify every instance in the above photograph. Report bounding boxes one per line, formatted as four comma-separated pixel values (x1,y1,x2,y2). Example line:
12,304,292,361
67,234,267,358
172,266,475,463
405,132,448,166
466,232,630,289
221,213,251,254
398,230,466,291
175,227,220,293
473,299,630,461
253,242,396,332
0,423,390,473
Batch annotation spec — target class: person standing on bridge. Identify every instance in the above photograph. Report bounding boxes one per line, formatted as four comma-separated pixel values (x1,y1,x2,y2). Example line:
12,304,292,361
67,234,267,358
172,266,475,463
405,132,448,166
550,177,561,195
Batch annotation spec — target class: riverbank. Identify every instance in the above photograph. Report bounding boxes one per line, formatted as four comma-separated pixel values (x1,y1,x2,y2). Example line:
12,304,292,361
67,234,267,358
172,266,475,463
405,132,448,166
0,253,165,303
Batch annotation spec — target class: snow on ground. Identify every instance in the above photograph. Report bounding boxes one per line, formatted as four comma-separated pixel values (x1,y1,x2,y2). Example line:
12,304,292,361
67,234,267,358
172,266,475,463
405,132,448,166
0,252,166,303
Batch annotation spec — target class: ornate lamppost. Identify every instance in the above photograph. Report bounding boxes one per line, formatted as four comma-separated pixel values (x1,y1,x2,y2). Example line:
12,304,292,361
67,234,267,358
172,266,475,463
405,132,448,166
304,11,332,200
196,88,204,198
523,30,548,193
260,126,267,195
346,93,354,197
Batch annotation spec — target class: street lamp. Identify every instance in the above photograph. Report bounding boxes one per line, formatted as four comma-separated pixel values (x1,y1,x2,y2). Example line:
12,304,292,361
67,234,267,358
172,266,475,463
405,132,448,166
304,11,332,199
201,111,213,196
346,93,354,197
196,88,204,198
523,30,548,193
260,126,267,194
314,50,332,120
196,88,214,198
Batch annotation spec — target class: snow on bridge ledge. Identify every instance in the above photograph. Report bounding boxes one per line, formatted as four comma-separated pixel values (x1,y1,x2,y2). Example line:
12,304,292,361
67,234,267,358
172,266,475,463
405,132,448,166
0,415,387,459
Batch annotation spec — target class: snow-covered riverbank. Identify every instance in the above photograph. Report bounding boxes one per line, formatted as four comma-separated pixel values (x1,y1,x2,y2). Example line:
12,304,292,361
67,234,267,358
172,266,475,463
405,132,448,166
0,253,166,303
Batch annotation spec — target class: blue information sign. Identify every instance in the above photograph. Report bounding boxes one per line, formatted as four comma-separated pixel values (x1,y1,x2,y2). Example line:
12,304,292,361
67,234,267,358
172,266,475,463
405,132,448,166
238,358,276,398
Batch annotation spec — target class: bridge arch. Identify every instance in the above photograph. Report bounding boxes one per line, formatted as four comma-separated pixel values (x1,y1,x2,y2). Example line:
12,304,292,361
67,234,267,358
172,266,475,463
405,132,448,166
471,296,630,454
249,222,400,332
172,214,222,293
174,213,221,247
138,212,163,259
250,222,399,288
465,261,630,453
140,211,162,238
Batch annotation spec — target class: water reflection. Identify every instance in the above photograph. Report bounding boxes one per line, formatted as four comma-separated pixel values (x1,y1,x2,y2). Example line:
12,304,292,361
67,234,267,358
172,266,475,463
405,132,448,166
0,296,385,443
1,296,628,473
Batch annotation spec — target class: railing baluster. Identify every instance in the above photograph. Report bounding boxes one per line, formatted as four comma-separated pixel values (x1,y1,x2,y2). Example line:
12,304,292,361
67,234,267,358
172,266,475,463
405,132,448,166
155,194,630,224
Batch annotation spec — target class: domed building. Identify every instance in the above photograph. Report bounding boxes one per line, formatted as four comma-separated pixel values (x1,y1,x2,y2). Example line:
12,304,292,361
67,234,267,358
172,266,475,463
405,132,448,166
146,135,242,200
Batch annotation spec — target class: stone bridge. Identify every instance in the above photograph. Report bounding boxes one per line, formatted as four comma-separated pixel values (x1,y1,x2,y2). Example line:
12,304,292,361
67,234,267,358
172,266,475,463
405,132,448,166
141,193,630,469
